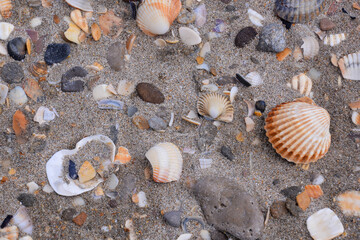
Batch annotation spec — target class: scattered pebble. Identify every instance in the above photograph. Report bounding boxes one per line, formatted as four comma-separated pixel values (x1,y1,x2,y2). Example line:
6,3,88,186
148,116,167,131
7,37,27,61
17,193,37,207
285,198,302,217
270,201,289,219
44,43,71,65
257,23,286,53
106,42,125,72
234,27,257,48
220,145,234,161
164,209,182,228
61,208,77,221
9,86,28,106
225,5,236,12
1,62,24,83
108,199,118,208
127,106,138,117
26,181,39,194
136,83,165,104
319,18,336,31
72,212,87,226
132,115,150,130
61,66,87,92
280,186,302,201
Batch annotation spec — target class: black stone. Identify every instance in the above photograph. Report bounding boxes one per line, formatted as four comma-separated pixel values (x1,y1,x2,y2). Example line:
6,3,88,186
280,18,292,30
221,146,234,161
235,73,251,87
108,199,118,208
221,0,231,3
272,179,280,185
109,125,118,144
130,2,137,19
234,27,257,48
17,193,37,207
1,62,24,83
61,208,77,221
225,5,236,12
61,80,84,92
163,210,182,227
61,66,87,92
255,100,266,113
44,43,71,65
7,38,27,61
1,215,13,228
69,160,78,180
280,186,302,201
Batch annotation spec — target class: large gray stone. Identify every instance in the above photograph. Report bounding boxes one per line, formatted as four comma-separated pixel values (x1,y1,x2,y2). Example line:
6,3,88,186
256,23,286,53
192,177,264,240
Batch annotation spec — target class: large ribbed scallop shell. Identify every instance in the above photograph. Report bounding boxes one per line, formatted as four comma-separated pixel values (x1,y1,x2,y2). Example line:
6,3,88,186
336,191,360,217
0,226,19,240
338,52,360,80
136,0,181,36
265,97,331,164
145,142,183,183
197,93,234,123
275,0,325,23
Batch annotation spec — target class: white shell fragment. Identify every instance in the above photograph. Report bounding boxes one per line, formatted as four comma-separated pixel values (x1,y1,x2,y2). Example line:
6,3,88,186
324,33,346,47
199,158,212,169
34,106,55,125
0,83,8,104
330,54,338,67
42,184,54,193
201,84,218,92
248,8,264,27
199,42,210,58
46,135,115,196
200,230,211,240
245,72,263,86
351,111,360,125
287,73,312,96
125,219,137,240
245,117,255,132
338,52,360,80
293,46,303,61
19,236,33,240
136,191,147,207
0,22,14,40
13,206,33,235
26,181,39,194
65,0,93,12
9,86,28,106
336,191,360,217
117,80,135,96
30,17,42,28
179,27,201,45
72,196,86,207
154,38,167,48
230,86,238,103
307,68,321,81
301,36,319,60
177,233,193,240
306,208,344,240
194,4,206,27
93,84,113,100
0,42,7,55
106,173,119,190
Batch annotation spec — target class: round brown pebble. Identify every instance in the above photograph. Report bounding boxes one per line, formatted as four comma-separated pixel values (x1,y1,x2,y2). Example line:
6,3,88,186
270,201,289,219
108,199,118,208
234,27,257,48
319,18,336,31
72,212,87,226
136,82,165,104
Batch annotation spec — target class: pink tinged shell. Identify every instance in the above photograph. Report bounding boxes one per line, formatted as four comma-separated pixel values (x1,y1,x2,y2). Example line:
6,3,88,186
13,206,33,235
145,142,183,183
194,4,206,27
0,226,19,240
338,52,360,80
336,191,360,217
265,97,331,164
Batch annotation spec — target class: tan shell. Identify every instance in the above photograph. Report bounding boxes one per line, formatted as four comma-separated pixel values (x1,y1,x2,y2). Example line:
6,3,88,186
288,73,312,96
0,226,19,240
265,97,331,164
336,191,360,217
70,9,89,33
338,52,360,80
197,93,234,123
323,33,346,47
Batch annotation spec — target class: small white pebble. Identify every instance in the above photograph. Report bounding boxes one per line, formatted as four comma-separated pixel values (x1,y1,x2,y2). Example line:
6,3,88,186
137,191,147,208
30,17,42,28
72,196,86,207
312,174,325,185
26,181,39,194
42,184,54,193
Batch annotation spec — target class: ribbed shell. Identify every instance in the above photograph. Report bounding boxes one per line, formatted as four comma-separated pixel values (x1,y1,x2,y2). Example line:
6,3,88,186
197,93,234,123
338,52,360,80
13,206,33,235
0,0,12,18
265,97,331,164
336,191,360,217
136,0,181,36
145,142,183,183
323,33,346,47
0,226,19,240
275,0,325,23
289,73,312,96
301,36,319,60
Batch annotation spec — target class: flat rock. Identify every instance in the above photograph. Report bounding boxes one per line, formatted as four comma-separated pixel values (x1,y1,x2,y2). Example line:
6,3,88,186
7,37,26,61
61,66,87,92
61,208,77,221
72,212,87,226
270,201,289,219
136,83,165,104
216,76,236,85
163,210,182,227
234,27,257,48
106,42,125,72
319,18,336,31
1,62,24,83
193,176,264,240
17,193,37,207
257,23,286,53
44,43,71,65
148,116,167,131
132,115,149,130
127,106,138,117
220,146,234,161
280,186,301,201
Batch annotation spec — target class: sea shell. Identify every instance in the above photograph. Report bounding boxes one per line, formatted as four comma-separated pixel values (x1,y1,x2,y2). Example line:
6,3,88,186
30,17,42,28
0,0,12,19
229,86,238,103
9,86,28,106
0,22,14,40
0,226,19,240
245,117,255,132
46,135,115,196
117,80,135,96
97,99,124,110
70,9,89,33
245,72,263,86
126,34,136,54
179,27,201,45
0,83,8,104
65,0,93,12
64,22,83,44
306,208,344,240
93,84,113,100
197,93,234,123
194,4,206,27
136,0,182,36
114,146,131,164
323,33,346,47
293,46,303,61
91,23,101,41
351,112,360,125
338,52,360,80
304,184,323,198
199,158,212,169
336,191,360,217
301,36,319,59
145,142,183,183
13,206,33,235
275,0,325,23
154,38,166,47
248,8,264,27
264,97,331,164
287,73,312,96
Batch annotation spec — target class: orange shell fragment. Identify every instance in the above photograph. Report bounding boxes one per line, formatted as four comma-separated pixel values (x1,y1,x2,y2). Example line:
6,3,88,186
276,47,292,61
305,185,323,199
0,0,12,18
336,191,360,217
114,146,131,164
12,110,27,137
296,191,311,211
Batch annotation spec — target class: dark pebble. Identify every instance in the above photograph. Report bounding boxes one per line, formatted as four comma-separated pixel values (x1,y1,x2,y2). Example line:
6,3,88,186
272,179,280,185
229,64,239,69
136,83,165,104
285,198,302,217
1,62,24,84
118,174,136,200
61,208,77,221
255,100,266,112
108,199,118,208
250,57,259,64
319,18,336,31
127,106,138,117
163,210,182,227
109,125,118,144
61,80,84,92
107,42,125,72
61,66,88,82
270,201,289,219
257,23,286,53
7,37,27,61
225,5,236,12
69,160,78,180
234,27,257,48
280,186,301,201
44,43,71,65
17,193,37,207
221,0,231,3
61,66,87,92
216,76,236,85
1,215,13,228
235,73,251,87
221,146,234,161
197,122,218,151
155,106,169,121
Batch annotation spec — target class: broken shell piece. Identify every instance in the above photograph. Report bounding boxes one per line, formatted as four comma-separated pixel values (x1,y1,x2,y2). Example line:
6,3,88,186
201,84,218,92
145,142,183,183
0,42,7,55
330,54,338,67
230,86,238,103
46,135,115,196
301,36,319,60
304,185,323,199
93,84,113,100
177,234,192,240
313,26,326,40
106,84,117,95
114,146,131,164
179,27,201,45
276,48,291,61
199,42,210,58
194,4,206,27
349,100,360,110
245,72,263,86
78,161,96,183
0,226,19,240
199,158,212,169
126,34,136,54
30,17,42,28
197,93,234,123
65,0,93,12
245,117,255,132
117,80,135,96
293,46,303,61
105,173,118,190
336,191,360,217
154,38,167,47
182,116,201,126
0,83,8,104
13,206,33,235
30,61,48,77
34,106,55,125
288,73,312,96
64,22,83,44
307,208,344,240
323,33,346,47
91,23,101,41
0,0,12,18
86,62,104,72
135,191,147,207
70,9,89,33
0,22,14,40
244,99,255,117
338,52,360,80
351,111,360,125
9,87,28,106
124,219,137,240
97,99,124,110
26,181,39,194
248,8,264,27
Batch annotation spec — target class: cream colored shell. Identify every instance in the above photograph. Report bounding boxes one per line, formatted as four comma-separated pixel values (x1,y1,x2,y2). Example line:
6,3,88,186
0,226,19,240
197,93,234,123
288,73,312,96
323,33,346,47
301,36,319,60
336,191,360,217
338,52,360,80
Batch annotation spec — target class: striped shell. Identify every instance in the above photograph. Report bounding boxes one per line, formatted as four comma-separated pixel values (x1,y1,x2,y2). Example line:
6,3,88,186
301,36,319,60
145,142,183,183
0,0,12,19
136,0,182,36
0,226,19,240
338,52,360,80
265,97,331,164
275,0,325,23
323,33,346,47
336,191,360,217
288,73,312,96
65,0,93,12
13,206,33,235
197,93,234,123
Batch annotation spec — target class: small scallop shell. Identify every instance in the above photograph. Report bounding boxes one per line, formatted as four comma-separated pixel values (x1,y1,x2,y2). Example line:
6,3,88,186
145,142,183,183
0,226,19,240
245,72,263,86
13,207,33,235
136,0,182,36
265,97,331,164
248,8,264,27
323,33,346,47
336,191,360,217
307,208,344,240
301,36,319,60
197,93,234,123
0,22,14,40
338,52,360,80
65,0,93,12
275,0,325,23
351,111,360,125
288,73,312,96
0,0,12,18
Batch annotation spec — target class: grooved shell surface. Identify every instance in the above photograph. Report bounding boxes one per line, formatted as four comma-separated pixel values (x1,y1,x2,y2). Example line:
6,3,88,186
197,93,234,123
338,52,360,80
275,0,325,23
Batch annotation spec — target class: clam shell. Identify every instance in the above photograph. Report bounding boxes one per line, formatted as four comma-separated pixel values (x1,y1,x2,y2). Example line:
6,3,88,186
275,0,325,23
145,142,183,183
351,111,360,125
336,191,360,217
64,22,83,44
46,135,115,196
288,73,312,96
323,33,346,47
93,84,113,100
70,9,89,33
338,52,360,80
0,0,12,18
248,8,264,27
179,27,201,45
197,93,234,123
265,97,331,164
9,86,28,106
306,208,344,240
65,0,93,12
0,226,19,240
13,207,33,235
136,0,182,36
301,36,319,59
0,22,14,40
245,72,263,86
0,83,8,104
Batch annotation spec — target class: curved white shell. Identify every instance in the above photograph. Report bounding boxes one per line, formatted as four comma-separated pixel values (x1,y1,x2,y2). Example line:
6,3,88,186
0,22,14,40
307,208,344,240
0,83,8,104
245,72,263,86
46,135,115,196
179,27,201,45
288,73,312,96
338,52,360,80
13,207,33,235
336,191,360,217
145,142,183,183
0,226,19,240
93,84,113,100
248,8,264,27
65,0,93,12
301,36,319,59
197,93,234,123
323,33,346,47
9,86,28,106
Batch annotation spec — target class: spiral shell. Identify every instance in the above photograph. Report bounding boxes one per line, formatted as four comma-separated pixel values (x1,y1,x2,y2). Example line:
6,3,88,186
136,0,182,36
145,142,183,183
197,93,234,123
265,97,331,164
275,0,325,23
338,52,360,80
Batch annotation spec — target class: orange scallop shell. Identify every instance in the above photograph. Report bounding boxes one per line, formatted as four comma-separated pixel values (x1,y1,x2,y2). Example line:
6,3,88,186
336,191,360,217
0,0,12,18
265,97,331,164
305,185,323,199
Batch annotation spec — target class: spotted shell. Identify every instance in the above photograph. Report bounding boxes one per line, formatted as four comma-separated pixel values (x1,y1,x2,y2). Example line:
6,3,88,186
338,52,360,80
275,0,325,23
265,97,331,164
197,93,234,123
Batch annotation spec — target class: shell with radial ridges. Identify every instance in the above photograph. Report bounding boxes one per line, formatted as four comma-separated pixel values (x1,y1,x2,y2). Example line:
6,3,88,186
275,0,325,23
338,52,360,80
197,93,234,123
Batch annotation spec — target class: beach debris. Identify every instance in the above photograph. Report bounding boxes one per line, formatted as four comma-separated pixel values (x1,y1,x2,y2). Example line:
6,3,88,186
270,201,289,219
64,22,83,44
330,54,338,67
352,112,360,125
72,212,87,226
44,43,71,65
7,37,27,61
245,117,255,132
91,23,101,41
9,87,28,106
106,42,125,71
257,23,286,53
323,33,346,46
306,208,344,240
149,116,167,131
234,27,257,48
114,146,131,164
93,84,113,100
221,145,234,161
23,78,45,103
305,185,323,199
26,182,39,194
313,26,326,40
61,66,87,92
72,197,86,207
194,4,206,27
12,206,33,235
17,193,36,207
229,86,238,103
179,27,201,45
0,22,14,40
145,142,183,183
296,191,311,210
349,100,360,110
287,73,312,96
338,52,360,80
177,7,196,24
255,100,266,113
126,34,137,54
70,9,89,33
336,191,360,217
177,233,192,240
213,19,226,33
124,219,137,240
265,97,331,164
1,62,24,84
132,115,150,130
248,8,264,26
276,48,291,61
0,0,12,18
197,93,234,122
136,82,165,104
319,18,336,31
99,10,122,36
65,0,93,12
245,72,263,86
275,0,325,23
301,36,319,60
199,42,210,58
154,38,167,47
30,17,42,28
293,46,303,61
0,83,8,104
132,191,147,207
105,174,119,190
311,173,325,185
0,226,18,239
199,158,212,169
